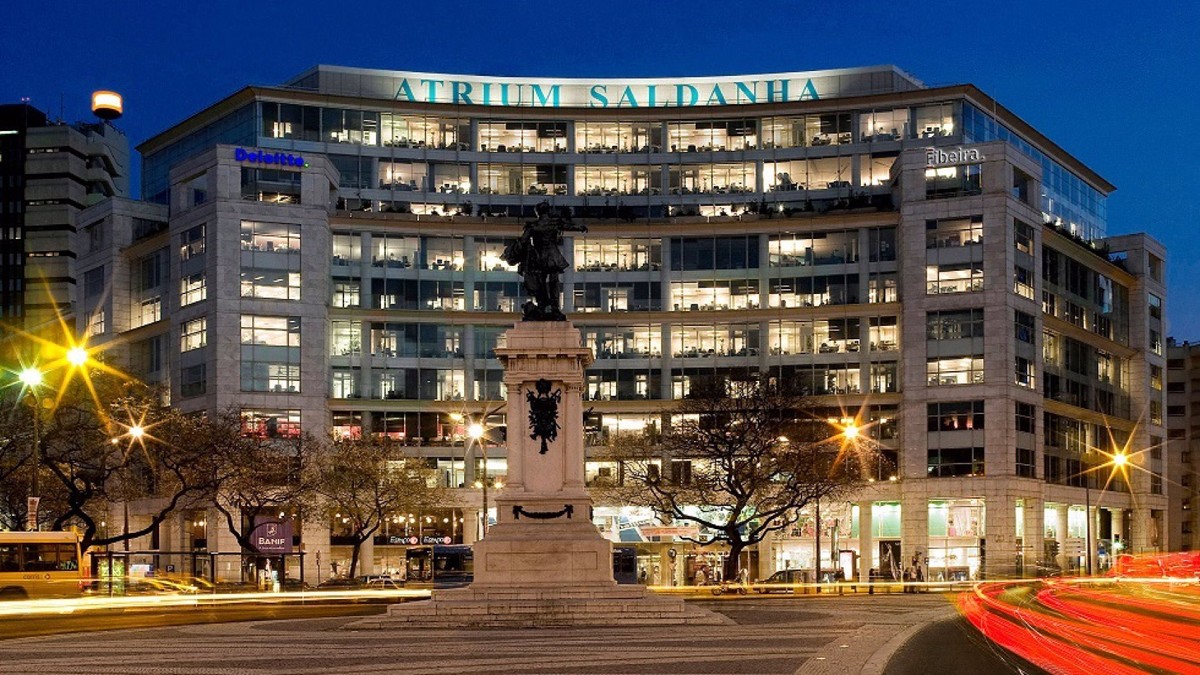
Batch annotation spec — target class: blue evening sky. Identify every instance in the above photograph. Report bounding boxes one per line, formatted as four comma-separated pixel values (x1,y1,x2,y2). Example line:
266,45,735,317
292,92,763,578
3,1,1198,337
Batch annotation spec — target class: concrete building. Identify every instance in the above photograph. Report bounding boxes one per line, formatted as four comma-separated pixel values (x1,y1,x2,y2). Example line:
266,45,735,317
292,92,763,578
79,65,1168,583
1166,340,1199,551
0,103,129,332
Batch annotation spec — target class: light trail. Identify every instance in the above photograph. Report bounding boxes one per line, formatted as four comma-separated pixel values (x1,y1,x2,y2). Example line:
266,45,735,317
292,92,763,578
957,551,1200,674
0,588,431,618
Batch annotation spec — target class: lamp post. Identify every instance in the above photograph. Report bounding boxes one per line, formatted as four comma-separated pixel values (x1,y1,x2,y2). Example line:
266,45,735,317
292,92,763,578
469,422,488,537
19,367,44,531
1085,448,1129,576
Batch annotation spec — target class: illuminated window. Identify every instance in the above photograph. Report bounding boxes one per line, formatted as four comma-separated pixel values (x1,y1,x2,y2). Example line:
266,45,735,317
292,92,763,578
180,272,206,306
180,317,206,352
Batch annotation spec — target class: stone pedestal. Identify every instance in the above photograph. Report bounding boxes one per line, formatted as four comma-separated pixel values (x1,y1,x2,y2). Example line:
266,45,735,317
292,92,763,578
361,321,725,628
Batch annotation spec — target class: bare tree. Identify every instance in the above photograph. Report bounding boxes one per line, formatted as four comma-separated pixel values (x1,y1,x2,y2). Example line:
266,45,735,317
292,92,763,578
604,375,881,582
314,437,442,578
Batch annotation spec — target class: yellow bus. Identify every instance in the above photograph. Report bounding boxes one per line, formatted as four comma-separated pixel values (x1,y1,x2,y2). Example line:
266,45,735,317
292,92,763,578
0,531,85,599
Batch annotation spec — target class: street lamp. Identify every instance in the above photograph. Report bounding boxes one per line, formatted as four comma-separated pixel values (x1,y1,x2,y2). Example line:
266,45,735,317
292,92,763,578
468,422,489,537
18,366,44,530
1085,447,1129,576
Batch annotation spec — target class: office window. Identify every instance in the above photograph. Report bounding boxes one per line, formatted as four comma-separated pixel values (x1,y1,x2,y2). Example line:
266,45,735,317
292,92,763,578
83,266,105,300
927,401,984,431
1150,330,1162,355
927,309,984,340
1016,402,1036,434
1014,310,1035,344
332,279,360,308
180,317,206,352
1014,265,1035,300
240,409,301,439
330,320,362,356
331,369,359,399
869,317,898,351
180,364,206,398
1016,448,1036,478
927,261,983,294
927,447,984,477
927,357,984,385
180,272,206,306
180,224,205,261
85,310,105,337
1015,356,1035,388
1149,293,1162,320
241,220,300,253
925,164,981,199
1014,220,1034,255
240,316,301,393
925,216,982,249
241,269,300,300
135,250,167,292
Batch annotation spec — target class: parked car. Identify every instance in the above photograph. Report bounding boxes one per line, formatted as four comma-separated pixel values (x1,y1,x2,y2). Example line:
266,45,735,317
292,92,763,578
279,578,311,591
317,577,364,590
752,569,807,594
362,577,405,590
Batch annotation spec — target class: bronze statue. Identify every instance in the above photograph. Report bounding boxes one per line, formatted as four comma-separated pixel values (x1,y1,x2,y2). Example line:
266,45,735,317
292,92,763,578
502,201,587,321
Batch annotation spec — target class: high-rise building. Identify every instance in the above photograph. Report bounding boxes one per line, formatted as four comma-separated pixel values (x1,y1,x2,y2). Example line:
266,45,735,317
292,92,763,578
1165,340,1199,551
0,102,129,332
81,65,1168,583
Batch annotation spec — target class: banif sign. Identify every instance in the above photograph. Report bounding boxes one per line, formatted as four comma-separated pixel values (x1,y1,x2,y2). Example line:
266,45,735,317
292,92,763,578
251,517,294,554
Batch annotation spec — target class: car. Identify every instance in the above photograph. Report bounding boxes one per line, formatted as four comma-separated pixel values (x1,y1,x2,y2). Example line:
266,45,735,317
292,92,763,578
279,578,311,591
317,577,364,590
752,569,807,594
362,577,405,590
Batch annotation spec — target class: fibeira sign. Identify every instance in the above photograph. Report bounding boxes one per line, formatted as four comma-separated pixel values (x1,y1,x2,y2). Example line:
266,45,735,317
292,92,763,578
393,76,820,109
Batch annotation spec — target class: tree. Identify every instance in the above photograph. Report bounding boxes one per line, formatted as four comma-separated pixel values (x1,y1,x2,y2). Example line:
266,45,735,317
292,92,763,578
207,409,320,559
604,375,881,582
0,372,222,552
314,437,441,578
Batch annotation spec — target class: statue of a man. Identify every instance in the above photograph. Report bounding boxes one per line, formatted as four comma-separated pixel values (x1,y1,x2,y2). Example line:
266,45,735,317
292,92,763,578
502,201,587,321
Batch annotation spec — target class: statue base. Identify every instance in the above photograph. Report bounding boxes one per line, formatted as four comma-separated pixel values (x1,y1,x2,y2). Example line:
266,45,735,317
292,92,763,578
354,584,731,629
357,320,727,627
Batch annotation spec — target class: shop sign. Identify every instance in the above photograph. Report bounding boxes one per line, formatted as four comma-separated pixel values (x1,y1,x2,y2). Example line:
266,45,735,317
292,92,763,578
393,77,819,109
235,147,308,168
925,147,984,167
640,526,701,540
251,517,293,554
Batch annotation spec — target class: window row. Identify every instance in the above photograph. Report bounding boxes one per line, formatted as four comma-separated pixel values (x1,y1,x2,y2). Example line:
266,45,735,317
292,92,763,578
262,102,958,151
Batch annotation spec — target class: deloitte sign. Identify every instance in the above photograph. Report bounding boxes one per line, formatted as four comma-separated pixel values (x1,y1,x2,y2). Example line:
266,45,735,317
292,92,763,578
235,147,308,168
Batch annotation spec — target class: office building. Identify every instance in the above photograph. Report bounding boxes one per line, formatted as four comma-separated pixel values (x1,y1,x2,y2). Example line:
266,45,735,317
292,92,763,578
1166,340,1199,551
81,65,1168,582
0,102,129,332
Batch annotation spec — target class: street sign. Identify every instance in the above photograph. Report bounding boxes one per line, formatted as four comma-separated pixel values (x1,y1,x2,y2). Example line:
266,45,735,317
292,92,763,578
26,497,39,531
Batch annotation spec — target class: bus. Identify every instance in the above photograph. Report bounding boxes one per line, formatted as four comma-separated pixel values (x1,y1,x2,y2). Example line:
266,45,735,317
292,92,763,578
0,531,86,599
405,545,474,587
404,544,641,587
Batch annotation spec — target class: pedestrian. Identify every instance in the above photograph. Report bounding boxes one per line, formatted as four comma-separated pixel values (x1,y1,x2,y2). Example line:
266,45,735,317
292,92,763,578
868,568,877,595
638,568,648,585
737,567,749,585
903,566,913,593
695,567,707,587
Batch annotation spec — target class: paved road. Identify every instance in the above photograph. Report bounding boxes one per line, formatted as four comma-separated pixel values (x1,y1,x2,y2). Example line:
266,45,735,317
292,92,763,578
0,594,961,674
884,615,1045,675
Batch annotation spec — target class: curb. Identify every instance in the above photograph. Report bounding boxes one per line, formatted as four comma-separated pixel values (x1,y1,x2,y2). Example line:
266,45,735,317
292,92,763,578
859,607,956,675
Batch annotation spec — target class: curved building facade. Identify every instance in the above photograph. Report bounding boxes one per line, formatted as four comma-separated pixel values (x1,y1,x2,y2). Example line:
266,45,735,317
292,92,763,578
79,64,1166,584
